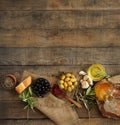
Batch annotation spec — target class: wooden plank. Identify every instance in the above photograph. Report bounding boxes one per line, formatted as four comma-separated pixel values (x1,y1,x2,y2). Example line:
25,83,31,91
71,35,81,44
0,47,119,65
0,101,101,119
0,29,120,47
0,101,46,119
0,119,55,125
0,65,119,101
0,10,120,30
0,0,120,10
0,118,120,125
77,118,120,125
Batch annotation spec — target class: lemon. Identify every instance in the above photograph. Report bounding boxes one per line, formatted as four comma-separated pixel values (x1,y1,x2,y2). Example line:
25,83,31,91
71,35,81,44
87,64,106,81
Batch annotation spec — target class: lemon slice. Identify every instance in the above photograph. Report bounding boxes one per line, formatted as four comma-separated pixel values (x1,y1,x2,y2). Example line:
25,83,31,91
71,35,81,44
15,76,32,94
87,64,106,81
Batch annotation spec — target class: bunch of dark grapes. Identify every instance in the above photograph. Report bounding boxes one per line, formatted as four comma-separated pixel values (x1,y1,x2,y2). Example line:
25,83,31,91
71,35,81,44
31,78,51,97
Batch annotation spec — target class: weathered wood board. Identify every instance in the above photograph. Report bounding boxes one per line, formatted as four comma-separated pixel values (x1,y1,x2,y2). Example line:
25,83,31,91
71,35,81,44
0,47,119,65
0,0,120,125
0,29,120,47
0,0,120,10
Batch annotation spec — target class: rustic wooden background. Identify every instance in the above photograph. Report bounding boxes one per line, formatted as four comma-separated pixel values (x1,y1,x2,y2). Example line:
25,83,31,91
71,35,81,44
0,0,120,125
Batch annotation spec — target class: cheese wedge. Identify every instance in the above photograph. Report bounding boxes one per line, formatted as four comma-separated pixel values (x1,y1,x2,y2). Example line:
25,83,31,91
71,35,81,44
15,76,32,94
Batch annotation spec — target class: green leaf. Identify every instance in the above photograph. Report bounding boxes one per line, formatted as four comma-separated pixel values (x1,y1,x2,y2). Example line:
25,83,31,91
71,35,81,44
18,87,36,111
26,90,30,98
19,92,25,99
19,94,23,99
23,99,28,102
89,89,95,96
74,82,97,112
22,91,26,98
104,73,110,78
86,87,91,95
24,105,29,109
28,87,33,95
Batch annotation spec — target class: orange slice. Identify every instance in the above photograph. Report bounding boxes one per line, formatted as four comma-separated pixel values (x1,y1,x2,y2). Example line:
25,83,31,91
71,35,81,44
15,76,32,94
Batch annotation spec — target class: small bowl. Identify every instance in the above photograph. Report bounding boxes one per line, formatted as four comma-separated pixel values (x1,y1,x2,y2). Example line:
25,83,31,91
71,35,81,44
1,74,17,90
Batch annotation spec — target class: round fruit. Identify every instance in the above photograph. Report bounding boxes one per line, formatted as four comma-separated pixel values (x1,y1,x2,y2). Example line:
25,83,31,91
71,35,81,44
31,78,51,97
95,81,113,101
66,73,71,77
74,82,78,86
68,87,72,92
59,73,78,92
61,75,65,80
60,84,64,89
87,64,106,81
59,80,64,84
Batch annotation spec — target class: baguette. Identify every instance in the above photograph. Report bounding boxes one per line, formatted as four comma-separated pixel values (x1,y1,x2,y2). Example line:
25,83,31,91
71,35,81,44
15,76,32,94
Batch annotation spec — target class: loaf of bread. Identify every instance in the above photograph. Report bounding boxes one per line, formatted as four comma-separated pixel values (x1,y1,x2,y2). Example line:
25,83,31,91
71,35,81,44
15,76,32,94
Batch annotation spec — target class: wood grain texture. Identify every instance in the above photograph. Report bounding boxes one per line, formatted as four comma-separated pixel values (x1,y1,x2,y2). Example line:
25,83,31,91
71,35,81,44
0,65,119,101
0,29,120,47
0,101,46,119
0,10,120,30
78,118,120,125
0,118,120,125
0,0,120,10
0,119,55,125
0,0,120,124
0,47,119,65
0,101,101,119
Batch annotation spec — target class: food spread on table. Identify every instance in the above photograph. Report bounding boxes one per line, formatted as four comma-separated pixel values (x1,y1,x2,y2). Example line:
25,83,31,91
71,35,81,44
0,64,120,120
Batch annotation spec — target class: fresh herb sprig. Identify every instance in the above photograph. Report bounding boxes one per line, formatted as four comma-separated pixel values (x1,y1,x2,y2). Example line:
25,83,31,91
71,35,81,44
19,87,36,110
96,70,110,78
74,84,96,111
